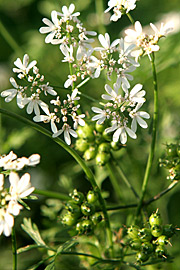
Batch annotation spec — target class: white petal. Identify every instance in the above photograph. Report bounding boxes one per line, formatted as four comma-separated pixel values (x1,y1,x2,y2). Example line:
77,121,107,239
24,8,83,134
92,107,103,113
51,120,58,133
10,77,18,88
113,128,122,142
125,127,137,139
120,129,127,144
27,101,34,114
136,116,148,128
64,130,71,145
131,118,137,132
130,84,143,96
138,111,150,119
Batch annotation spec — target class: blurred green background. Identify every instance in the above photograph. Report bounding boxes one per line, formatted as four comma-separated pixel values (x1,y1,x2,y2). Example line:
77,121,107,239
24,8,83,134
0,0,180,269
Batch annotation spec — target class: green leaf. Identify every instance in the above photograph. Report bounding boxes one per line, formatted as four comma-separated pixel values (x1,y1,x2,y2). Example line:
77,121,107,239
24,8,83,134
17,244,39,254
57,240,79,255
18,198,31,210
21,218,46,247
44,262,55,270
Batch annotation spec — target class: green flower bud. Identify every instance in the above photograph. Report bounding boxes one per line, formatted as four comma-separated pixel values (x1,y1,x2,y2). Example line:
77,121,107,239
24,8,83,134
81,219,94,234
157,235,169,246
155,245,167,258
81,201,95,216
95,152,110,166
102,130,112,141
61,213,77,226
87,190,98,203
91,212,103,225
77,124,94,141
98,142,111,153
75,139,89,152
151,225,163,238
95,123,105,133
136,251,149,263
127,225,140,239
70,189,85,205
166,144,177,157
110,141,120,151
83,146,96,161
138,228,152,242
130,239,142,250
149,210,162,227
65,201,81,218
141,242,154,254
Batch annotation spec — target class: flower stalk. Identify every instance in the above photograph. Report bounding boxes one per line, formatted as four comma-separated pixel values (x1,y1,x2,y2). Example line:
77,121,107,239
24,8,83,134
11,225,17,270
136,52,158,217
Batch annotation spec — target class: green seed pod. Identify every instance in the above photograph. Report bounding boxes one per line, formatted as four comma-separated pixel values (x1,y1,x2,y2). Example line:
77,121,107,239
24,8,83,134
81,201,95,216
127,225,140,239
91,212,103,225
69,189,85,205
149,210,162,227
95,152,110,166
130,238,142,250
155,245,167,258
151,225,163,238
75,139,89,152
76,221,85,234
83,146,96,161
81,219,94,234
98,142,111,153
76,124,94,141
87,190,98,203
138,228,152,242
61,213,77,226
102,130,112,141
136,251,149,263
95,123,105,133
65,201,81,218
141,242,154,254
163,224,176,238
110,141,120,151
157,235,169,246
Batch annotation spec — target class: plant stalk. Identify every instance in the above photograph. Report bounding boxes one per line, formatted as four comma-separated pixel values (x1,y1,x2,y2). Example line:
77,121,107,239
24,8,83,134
11,226,17,270
33,189,69,201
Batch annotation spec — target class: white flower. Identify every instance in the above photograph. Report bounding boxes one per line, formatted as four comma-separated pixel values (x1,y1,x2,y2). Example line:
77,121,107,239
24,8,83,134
57,3,80,22
0,151,17,168
105,0,136,22
125,21,145,43
72,114,85,129
7,200,23,216
0,208,14,237
52,123,78,145
13,54,37,76
150,21,174,39
67,88,80,102
118,38,139,67
23,94,49,115
102,83,122,102
39,11,61,43
129,103,150,132
86,56,102,78
96,33,120,52
76,40,94,61
64,75,77,88
116,65,136,90
1,77,25,108
33,113,58,134
9,172,35,201
105,123,137,144
0,174,4,191
40,83,57,96
129,84,146,104
60,44,74,63
91,107,107,124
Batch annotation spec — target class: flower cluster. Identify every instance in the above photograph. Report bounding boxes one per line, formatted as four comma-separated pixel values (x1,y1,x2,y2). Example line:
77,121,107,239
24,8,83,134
125,21,174,60
92,82,150,144
0,151,40,236
105,0,137,22
159,143,180,181
1,54,56,116
33,88,85,145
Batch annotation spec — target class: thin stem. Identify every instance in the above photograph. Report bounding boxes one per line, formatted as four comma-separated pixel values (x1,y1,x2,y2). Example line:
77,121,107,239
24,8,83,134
0,20,23,55
136,52,158,217
95,0,106,35
33,189,69,201
76,77,90,89
0,108,113,254
126,13,135,25
0,98,2,153
11,226,17,270
112,157,139,199
106,161,122,201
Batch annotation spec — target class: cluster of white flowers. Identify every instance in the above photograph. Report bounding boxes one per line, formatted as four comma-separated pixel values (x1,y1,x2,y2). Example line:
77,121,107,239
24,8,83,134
33,88,85,145
92,82,150,144
105,0,137,22
1,54,56,116
0,151,40,236
125,21,174,60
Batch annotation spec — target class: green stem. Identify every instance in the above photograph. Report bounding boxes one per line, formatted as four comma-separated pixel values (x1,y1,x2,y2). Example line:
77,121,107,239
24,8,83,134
136,52,158,217
0,108,113,254
33,189,69,201
106,161,122,201
11,226,17,270
0,20,23,54
126,13,135,25
95,0,106,34
112,157,139,199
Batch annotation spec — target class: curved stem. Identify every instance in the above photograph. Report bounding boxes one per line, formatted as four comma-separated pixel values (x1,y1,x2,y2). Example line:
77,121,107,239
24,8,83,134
33,189,69,201
112,157,139,199
0,108,113,254
136,52,158,217
11,226,17,270
106,161,122,201
126,13,135,25
95,0,106,35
